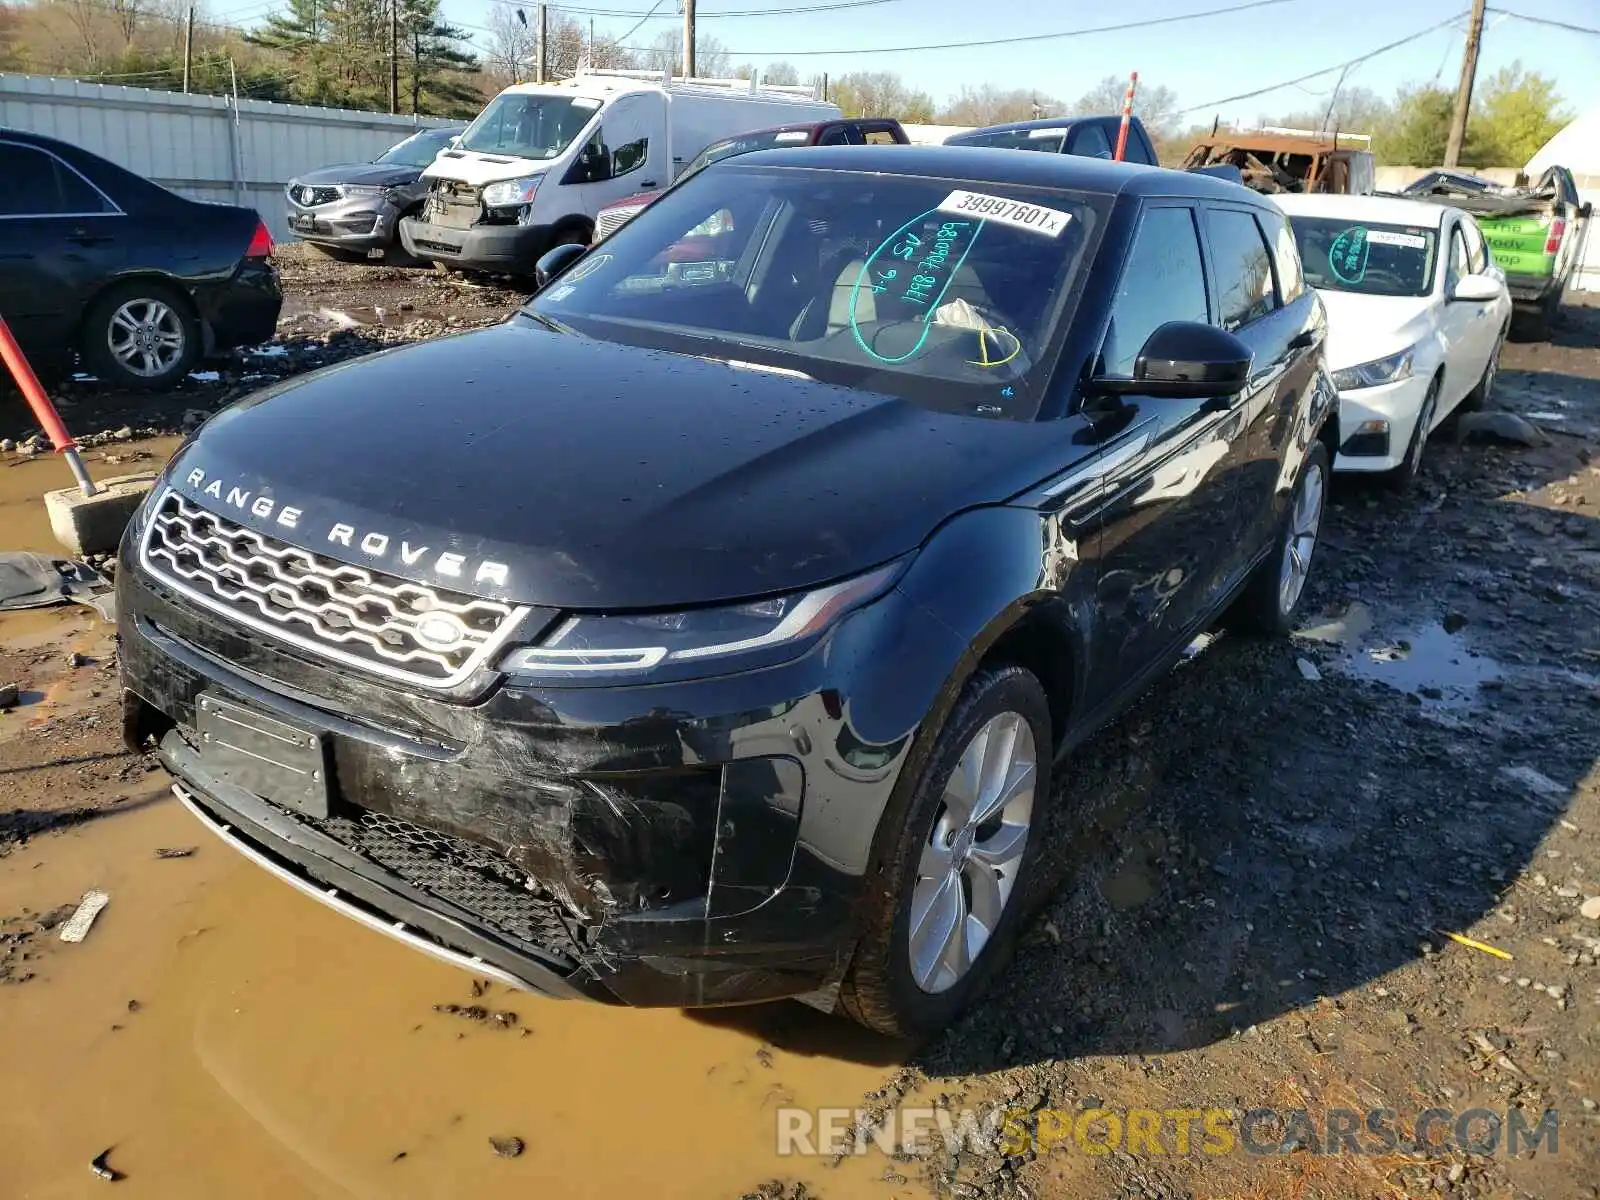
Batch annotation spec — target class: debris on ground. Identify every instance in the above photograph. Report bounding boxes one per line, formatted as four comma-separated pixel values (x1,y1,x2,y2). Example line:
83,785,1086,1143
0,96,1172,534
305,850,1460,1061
88,1147,124,1182
0,682,18,711
57,891,110,943
1454,409,1552,447
153,847,196,859
488,1135,525,1159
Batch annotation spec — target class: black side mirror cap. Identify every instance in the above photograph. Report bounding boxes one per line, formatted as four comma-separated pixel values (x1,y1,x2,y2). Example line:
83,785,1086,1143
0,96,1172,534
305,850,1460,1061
1094,321,1253,399
534,241,588,290
1581,201,1594,220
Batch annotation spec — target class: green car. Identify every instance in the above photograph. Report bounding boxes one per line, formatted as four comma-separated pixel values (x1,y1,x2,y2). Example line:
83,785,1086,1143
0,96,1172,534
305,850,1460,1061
1404,166,1591,338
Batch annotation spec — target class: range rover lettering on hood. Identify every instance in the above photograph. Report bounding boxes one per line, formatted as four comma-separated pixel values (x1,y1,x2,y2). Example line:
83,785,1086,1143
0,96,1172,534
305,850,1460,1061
181,465,510,589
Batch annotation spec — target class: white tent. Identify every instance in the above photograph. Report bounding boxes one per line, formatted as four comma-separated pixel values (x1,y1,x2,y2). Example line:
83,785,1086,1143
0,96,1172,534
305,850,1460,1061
1527,109,1600,292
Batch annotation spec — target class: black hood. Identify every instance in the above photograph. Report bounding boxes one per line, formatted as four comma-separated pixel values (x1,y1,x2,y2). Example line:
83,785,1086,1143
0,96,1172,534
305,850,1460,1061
294,162,420,187
166,323,1059,609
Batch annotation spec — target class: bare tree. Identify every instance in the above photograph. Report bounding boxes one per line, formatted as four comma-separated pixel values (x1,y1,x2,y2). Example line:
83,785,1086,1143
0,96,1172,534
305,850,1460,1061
1067,74,1180,136
642,28,730,77
483,4,535,88
938,84,1060,127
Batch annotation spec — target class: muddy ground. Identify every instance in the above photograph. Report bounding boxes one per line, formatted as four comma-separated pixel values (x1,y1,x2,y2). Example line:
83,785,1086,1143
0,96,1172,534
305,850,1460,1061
2,245,1598,1199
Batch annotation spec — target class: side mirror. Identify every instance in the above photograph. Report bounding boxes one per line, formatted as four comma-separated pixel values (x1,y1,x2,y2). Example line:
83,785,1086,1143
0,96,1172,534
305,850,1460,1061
1581,201,1593,220
1095,321,1253,399
1451,273,1502,303
535,241,587,290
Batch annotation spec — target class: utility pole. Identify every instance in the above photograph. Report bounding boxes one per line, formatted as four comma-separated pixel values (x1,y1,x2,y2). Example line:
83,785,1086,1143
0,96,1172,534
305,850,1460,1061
535,2,547,84
682,0,695,78
1444,0,1487,168
389,0,400,115
181,6,194,93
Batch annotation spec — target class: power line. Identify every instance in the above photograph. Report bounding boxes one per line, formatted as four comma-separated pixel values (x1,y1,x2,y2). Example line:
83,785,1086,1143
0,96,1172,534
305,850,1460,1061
1176,12,1469,115
1486,7,1600,36
613,0,672,45
607,0,1310,57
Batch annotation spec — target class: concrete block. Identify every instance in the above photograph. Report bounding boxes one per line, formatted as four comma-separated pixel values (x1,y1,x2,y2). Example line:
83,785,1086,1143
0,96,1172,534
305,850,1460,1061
44,472,158,557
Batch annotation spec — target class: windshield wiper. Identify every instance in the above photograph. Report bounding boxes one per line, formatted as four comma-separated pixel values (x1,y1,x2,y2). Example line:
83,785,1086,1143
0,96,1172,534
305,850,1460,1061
522,311,573,335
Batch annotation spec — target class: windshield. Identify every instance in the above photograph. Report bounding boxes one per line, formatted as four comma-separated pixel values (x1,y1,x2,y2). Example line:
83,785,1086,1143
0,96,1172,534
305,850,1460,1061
1288,216,1440,298
677,128,813,182
529,164,1100,418
376,127,459,168
458,93,600,160
946,129,1065,154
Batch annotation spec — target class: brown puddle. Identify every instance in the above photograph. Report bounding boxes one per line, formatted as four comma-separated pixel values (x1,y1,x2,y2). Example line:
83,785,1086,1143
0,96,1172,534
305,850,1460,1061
0,799,915,1198
0,437,182,556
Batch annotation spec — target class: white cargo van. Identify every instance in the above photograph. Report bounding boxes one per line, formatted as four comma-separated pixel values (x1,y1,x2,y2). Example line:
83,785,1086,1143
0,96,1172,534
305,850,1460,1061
400,69,840,273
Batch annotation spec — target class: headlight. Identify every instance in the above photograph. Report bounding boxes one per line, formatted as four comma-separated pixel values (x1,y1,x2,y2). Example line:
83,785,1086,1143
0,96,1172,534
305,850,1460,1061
482,174,544,208
499,562,904,680
1331,346,1415,391
342,184,388,197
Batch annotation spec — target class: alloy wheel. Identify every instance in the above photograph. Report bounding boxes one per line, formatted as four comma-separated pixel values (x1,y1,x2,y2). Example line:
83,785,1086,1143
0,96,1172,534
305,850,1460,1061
1278,456,1325,616
107,298,186,378
908,711,1037,994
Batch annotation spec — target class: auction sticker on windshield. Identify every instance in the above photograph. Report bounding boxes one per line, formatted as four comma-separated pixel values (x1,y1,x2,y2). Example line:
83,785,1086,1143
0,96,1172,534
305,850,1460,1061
938,191,1071,238
1367,230,1429,249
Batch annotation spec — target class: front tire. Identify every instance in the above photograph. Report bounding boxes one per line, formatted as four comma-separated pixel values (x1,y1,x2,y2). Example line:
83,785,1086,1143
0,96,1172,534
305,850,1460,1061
840,666,1051,1038
1459,333,1503,413
82,281,199,391
1227,439,1329,638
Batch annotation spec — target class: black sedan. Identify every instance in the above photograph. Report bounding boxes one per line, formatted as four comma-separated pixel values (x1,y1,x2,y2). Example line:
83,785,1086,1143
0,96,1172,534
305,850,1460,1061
0,128,281,391
119,147,1337,1036
286,124,464,260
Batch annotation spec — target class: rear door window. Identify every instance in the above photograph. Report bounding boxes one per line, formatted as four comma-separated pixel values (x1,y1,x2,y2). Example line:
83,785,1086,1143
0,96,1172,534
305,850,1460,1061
1205,207,1278,330
0,143,114,216
1100,205,1209,378
859,124,901,145
816,125,854,146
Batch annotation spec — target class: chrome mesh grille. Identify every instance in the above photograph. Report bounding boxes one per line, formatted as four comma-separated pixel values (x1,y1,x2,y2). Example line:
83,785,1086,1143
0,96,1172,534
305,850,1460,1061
140,491,526,688
595,204,645,241
290,184,341,207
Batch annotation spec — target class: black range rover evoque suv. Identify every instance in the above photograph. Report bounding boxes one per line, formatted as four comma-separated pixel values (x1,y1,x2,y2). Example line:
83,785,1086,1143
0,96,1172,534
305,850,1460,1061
119,147,1337,1036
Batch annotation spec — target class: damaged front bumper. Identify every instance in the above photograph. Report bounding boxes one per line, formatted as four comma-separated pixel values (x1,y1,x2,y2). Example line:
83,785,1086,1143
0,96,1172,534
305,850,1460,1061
117,545,951,1008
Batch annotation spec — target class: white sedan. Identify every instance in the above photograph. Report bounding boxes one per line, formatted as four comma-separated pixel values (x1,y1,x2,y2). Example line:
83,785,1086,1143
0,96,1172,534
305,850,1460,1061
1275,193,1512,486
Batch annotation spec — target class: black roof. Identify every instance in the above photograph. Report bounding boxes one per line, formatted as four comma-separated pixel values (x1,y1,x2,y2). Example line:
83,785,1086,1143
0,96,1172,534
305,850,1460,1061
947,115,1125,137
727,144,1263,204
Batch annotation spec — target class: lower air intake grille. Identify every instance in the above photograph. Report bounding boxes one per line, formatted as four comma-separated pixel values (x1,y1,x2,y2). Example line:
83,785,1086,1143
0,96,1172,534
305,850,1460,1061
309,807,586,966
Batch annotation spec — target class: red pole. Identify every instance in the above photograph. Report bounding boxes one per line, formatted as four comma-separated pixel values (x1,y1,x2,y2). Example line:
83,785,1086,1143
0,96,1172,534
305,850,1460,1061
0,314,99,496
1113,70,1139,162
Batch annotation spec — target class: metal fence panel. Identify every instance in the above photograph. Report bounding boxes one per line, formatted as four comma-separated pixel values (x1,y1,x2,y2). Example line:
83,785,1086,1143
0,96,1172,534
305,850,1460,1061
0,73,457,240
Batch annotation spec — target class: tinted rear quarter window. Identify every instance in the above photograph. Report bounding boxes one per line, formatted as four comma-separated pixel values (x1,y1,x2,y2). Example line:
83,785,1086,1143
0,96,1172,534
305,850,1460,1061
1258,208,1305,302
0,143,113,216
1100,205,1209,377
1067,123,1112,159
1206,207,1278,329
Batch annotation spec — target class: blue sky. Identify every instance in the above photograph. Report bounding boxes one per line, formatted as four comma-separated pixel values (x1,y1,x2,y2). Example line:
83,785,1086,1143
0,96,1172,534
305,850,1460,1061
211,0,1600,127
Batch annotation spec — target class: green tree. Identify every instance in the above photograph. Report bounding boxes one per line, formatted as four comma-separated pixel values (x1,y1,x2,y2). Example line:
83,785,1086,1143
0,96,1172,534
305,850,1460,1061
401,0,477,115
1375,83,1454,166
831,71,933,122
1472,61,1569,166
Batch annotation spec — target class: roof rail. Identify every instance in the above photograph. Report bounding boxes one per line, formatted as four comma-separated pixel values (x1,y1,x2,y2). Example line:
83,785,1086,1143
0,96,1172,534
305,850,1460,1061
577,66,824,101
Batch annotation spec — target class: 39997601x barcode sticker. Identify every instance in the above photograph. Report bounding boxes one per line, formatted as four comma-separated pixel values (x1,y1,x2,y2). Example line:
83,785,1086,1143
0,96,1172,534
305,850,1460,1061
937,190,1073,238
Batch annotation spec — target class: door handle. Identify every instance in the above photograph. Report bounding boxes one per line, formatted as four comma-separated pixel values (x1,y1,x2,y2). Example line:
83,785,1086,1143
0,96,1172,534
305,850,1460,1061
1199,393,1237,415
639,180,658,189
69,228,113,245
1288,328,1320,351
